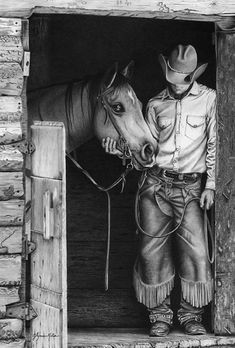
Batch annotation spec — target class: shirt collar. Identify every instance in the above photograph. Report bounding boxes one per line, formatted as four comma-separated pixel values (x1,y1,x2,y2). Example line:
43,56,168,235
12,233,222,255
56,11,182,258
161,81,200,101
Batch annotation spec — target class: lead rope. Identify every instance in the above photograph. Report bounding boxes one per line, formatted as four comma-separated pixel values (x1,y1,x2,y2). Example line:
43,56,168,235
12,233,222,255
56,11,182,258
66,152,134,290
135,173,215,264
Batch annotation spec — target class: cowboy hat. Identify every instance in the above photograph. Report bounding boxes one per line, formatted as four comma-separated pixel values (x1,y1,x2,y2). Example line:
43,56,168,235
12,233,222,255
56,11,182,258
159,44,208,85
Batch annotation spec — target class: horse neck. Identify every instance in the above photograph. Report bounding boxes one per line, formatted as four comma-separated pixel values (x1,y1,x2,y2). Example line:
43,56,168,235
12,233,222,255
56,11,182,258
68,79,99,152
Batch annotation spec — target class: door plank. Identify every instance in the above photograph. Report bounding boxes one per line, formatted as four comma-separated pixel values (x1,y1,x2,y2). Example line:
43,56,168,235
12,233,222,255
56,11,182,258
30,122,67,348
31,122,66,179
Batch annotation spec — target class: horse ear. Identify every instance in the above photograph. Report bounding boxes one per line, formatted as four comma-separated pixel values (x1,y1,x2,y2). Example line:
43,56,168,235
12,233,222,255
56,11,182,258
121,60,135,80
103,62,119,89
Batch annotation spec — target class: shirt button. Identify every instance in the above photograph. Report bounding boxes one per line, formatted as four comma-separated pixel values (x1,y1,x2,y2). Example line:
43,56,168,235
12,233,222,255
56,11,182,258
173,159,177,163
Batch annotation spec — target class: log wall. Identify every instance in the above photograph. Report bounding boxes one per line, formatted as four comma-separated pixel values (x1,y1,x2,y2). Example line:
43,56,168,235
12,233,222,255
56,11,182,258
0,18,27,344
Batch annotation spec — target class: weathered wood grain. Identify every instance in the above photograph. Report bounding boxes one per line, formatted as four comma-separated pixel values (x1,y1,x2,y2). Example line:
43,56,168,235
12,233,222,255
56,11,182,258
31,122,65,179
0,146,23,172
0,227,22,253
0,339,25,348
0,36,23,63
0,63,23,96
1,1,235,18
214,30,235,335
68,241,137,289
31,231,63,293
0,96,22,113
0,122,22,144
68,328,235,348
0,172,23,200
0,255,21,286
0,200,24,226
0,287,19,307
30,300,61,348
0,318,23,340
0,18,21,36
31,177,62,239
30,121,67,348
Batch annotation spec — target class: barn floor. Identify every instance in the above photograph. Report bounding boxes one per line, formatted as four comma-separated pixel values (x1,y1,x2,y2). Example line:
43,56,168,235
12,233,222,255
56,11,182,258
68,328,235,348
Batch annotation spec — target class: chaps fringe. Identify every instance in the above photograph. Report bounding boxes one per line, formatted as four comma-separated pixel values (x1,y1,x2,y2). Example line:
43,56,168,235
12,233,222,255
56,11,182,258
133,267,174,308
181,276,213,308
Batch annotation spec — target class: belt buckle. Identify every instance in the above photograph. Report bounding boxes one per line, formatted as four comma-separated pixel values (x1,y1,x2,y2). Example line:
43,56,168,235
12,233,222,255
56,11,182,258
162,169,173,183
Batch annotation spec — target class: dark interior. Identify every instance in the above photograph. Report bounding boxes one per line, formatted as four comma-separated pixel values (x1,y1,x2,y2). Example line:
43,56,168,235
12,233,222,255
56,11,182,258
28,14,216,330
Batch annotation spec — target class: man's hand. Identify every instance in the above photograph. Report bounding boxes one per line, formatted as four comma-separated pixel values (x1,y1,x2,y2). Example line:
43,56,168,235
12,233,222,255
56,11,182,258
200,189,215,210
102,137,123,157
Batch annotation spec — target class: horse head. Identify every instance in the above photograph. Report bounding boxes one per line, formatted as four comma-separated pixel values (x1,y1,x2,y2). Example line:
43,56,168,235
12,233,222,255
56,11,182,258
93,62,157,169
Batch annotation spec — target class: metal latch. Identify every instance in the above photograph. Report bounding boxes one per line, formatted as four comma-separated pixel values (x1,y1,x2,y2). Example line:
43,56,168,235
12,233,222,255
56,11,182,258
6,302,37,321
23,235,36,260
11,139,35,155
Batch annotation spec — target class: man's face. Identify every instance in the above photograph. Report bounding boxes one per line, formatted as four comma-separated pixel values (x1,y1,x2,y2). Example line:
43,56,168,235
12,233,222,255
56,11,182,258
169,83,191,95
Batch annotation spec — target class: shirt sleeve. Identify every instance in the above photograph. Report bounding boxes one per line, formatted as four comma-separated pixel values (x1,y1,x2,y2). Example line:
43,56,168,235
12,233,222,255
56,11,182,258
205,91,216,190
145,100,159,150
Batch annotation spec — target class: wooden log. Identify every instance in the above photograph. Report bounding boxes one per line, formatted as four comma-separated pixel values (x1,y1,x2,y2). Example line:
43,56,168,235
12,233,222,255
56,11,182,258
0,255,21,286
0,96,22,144
0,339,25,347
0,36,23,63
0,146,23,172
0,122,22,145
0,200,24,226
0,173,23,200
0,63,23,96
0,96,22,113
0,287,19,307
67,241,137,289
1,1,235,18
0,319,23,340
0,227,22,253
0,18,21,36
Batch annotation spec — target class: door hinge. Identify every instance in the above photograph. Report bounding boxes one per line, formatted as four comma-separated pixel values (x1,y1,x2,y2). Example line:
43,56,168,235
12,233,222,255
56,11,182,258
6,302,37,321
11,139,35,155
23,51,30,77
23,235,36,260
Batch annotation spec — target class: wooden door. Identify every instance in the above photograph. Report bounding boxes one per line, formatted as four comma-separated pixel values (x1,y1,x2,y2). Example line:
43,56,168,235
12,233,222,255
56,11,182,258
30,121,67,347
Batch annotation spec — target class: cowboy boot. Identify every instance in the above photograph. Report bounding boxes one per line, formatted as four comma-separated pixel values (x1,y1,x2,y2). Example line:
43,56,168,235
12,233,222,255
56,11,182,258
177,301,207,335
148,300,173,337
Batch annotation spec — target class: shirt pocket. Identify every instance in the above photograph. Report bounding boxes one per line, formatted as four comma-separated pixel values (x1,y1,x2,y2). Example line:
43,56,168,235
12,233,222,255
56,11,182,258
157,116,172,130
185,115,205,140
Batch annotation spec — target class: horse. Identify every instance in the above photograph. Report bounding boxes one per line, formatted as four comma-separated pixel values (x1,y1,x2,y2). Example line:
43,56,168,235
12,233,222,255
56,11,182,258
27,61,156,169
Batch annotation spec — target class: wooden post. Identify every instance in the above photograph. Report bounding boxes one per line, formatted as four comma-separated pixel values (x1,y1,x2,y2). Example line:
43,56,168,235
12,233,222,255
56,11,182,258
214,25,235,335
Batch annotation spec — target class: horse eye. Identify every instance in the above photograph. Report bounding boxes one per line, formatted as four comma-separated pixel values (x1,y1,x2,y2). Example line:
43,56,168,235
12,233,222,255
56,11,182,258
111,103,124,114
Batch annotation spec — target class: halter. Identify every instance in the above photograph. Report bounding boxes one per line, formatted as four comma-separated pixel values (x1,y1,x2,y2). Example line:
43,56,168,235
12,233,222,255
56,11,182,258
96,87,133,167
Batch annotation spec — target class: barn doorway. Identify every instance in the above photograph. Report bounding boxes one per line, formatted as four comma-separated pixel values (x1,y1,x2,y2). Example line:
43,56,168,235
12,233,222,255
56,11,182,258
27,13,216,346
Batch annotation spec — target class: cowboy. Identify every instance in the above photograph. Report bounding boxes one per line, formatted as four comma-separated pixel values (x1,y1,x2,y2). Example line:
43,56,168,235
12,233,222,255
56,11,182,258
102,44,216,336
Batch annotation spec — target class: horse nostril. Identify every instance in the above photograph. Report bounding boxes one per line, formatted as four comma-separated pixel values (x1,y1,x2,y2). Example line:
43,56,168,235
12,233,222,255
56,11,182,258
141,143,154,161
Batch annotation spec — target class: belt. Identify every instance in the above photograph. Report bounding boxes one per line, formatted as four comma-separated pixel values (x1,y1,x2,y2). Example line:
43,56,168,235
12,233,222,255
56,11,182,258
158,169,201,182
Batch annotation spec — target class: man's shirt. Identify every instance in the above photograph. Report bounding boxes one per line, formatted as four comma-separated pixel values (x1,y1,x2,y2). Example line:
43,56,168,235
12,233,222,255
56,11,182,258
146,82,216,190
